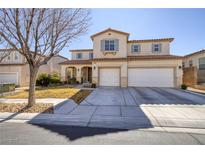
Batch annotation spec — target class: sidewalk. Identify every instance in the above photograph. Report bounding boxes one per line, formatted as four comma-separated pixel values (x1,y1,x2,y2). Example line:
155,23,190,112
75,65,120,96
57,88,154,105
1,100,205,134
0,98,67,105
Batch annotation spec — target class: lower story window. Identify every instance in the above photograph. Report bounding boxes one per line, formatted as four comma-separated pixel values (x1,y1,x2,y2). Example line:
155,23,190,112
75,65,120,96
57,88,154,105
189,60,193,67
199,57,205,70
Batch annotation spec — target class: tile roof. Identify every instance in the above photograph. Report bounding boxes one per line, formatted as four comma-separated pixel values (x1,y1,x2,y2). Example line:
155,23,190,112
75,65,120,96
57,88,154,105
60,55,182,65
91,28,130,40
70,49,93,52
184,49,205,57
127,55,182,60
128,38,174,43
0,63,26,66
92,58,127,61
59,60,92,65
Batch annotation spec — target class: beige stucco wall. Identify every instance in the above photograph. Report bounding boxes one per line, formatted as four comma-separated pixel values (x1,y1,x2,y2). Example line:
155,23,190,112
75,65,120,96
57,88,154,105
0,55,66,86
183,53,205,69
60,64,92,83
92,61,128,87
0,65,22,84
127,42,170,56
93,31,128,59
72,51,93,60
128,59,183,87
91,59,182,88
0,50,25,64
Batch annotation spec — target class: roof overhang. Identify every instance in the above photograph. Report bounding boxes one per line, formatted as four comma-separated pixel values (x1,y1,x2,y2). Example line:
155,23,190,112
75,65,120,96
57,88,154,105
91,28,130,40
128,38,174,43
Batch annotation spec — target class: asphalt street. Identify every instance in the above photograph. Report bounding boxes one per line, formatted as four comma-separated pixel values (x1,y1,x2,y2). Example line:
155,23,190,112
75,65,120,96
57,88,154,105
0,122,205,145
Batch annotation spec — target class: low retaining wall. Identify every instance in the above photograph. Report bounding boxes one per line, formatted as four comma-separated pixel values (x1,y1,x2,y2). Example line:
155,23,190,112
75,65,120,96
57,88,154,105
183,67,197,87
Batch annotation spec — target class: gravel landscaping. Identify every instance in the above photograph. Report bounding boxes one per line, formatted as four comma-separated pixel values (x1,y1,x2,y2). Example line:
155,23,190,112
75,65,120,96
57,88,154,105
71,90,92,104
0,103,53,113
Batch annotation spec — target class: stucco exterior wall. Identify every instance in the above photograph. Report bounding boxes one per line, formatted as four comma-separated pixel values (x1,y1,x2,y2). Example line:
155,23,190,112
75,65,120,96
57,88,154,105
128,59,183,87
92,59,182,88
92,61,128,87
0,51,25,64
0,55,66,86
183,53,205,69
0,65,22,85
72,51,93,60
127,42,170,56
93,31,128,59
60,64,92,83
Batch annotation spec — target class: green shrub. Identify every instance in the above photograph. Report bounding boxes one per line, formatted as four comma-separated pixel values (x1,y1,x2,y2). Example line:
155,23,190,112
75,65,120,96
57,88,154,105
67,77,77,84
91,83,96,88
36,73,51,87
50,72,61,84
181,84,187,90
0,84,15,93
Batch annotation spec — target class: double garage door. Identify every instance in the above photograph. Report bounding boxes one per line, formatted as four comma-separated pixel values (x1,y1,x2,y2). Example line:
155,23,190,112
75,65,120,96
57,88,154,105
0,73,18,85
99,68,174,87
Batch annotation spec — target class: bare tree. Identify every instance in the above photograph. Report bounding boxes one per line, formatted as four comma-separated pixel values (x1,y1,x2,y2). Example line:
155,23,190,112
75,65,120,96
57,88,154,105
0,8,90,106
0,37,12,62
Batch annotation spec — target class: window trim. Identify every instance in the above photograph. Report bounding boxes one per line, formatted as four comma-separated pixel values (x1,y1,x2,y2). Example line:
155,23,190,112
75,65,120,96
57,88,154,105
76,53,82,59
14,52,19,60
89,53,93,59
199,57,205,70
103,39,119,51
131,44,141,53
152,43,162,52
189,60,193,67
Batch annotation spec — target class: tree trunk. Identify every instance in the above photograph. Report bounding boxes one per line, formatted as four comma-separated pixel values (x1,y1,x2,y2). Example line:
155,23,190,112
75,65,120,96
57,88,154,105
28,65,38,107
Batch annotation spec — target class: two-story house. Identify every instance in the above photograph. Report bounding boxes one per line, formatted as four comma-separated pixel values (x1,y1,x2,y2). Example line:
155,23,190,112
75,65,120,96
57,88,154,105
0,49,67,86
183,49,205,84
60,28,183,87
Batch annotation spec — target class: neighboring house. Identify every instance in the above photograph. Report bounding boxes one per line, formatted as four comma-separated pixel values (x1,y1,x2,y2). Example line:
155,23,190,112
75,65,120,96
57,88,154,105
183,49,205,84
0,49,67,86
60,28,183,88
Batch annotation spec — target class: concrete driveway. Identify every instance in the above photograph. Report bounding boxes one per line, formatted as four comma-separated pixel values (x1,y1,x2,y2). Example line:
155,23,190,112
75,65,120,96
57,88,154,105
69,87,205,129
3,87,204,130
81,87,205,106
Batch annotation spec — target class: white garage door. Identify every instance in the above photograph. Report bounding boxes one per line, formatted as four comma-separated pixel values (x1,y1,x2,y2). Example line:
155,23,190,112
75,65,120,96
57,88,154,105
99,68,120,86
128,68,174,87
0,73,18,84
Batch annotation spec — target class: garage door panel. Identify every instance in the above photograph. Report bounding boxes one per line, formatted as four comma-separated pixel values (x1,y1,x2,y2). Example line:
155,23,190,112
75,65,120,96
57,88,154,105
0,73,18,84
128,68,174,87
99,68,120,86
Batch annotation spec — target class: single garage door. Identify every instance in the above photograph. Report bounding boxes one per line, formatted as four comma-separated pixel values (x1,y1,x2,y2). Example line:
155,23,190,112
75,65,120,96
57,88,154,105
99,68,120,86
0,73,18,84
128,68,174,87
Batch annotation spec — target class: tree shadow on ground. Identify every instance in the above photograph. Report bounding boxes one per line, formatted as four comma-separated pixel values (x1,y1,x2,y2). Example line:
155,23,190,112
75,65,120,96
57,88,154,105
30,123,128,141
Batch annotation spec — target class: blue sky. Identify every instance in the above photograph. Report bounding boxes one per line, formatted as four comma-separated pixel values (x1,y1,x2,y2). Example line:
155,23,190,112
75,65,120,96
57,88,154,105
62,8,205,59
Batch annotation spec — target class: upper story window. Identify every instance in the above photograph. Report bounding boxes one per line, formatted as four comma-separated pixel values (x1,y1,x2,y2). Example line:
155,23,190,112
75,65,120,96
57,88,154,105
131,44,141,53
89,53,93,59
42,61,48,65
152,44,162,52
199,57,205,70
189,60,193,67
14,52,19,60
7,54,11,61
76,53,82,59
182,62,185,68
101,39,119,51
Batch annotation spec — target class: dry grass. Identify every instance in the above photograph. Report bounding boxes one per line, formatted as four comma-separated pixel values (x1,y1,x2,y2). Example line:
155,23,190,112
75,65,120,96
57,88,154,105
0,103,53,113
2,87,80,99
71,90,92,104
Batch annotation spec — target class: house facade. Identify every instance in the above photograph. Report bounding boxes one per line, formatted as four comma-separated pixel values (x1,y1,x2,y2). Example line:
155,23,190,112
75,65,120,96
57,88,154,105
183,49,205,84
60,28,183,88
0,49,67,86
